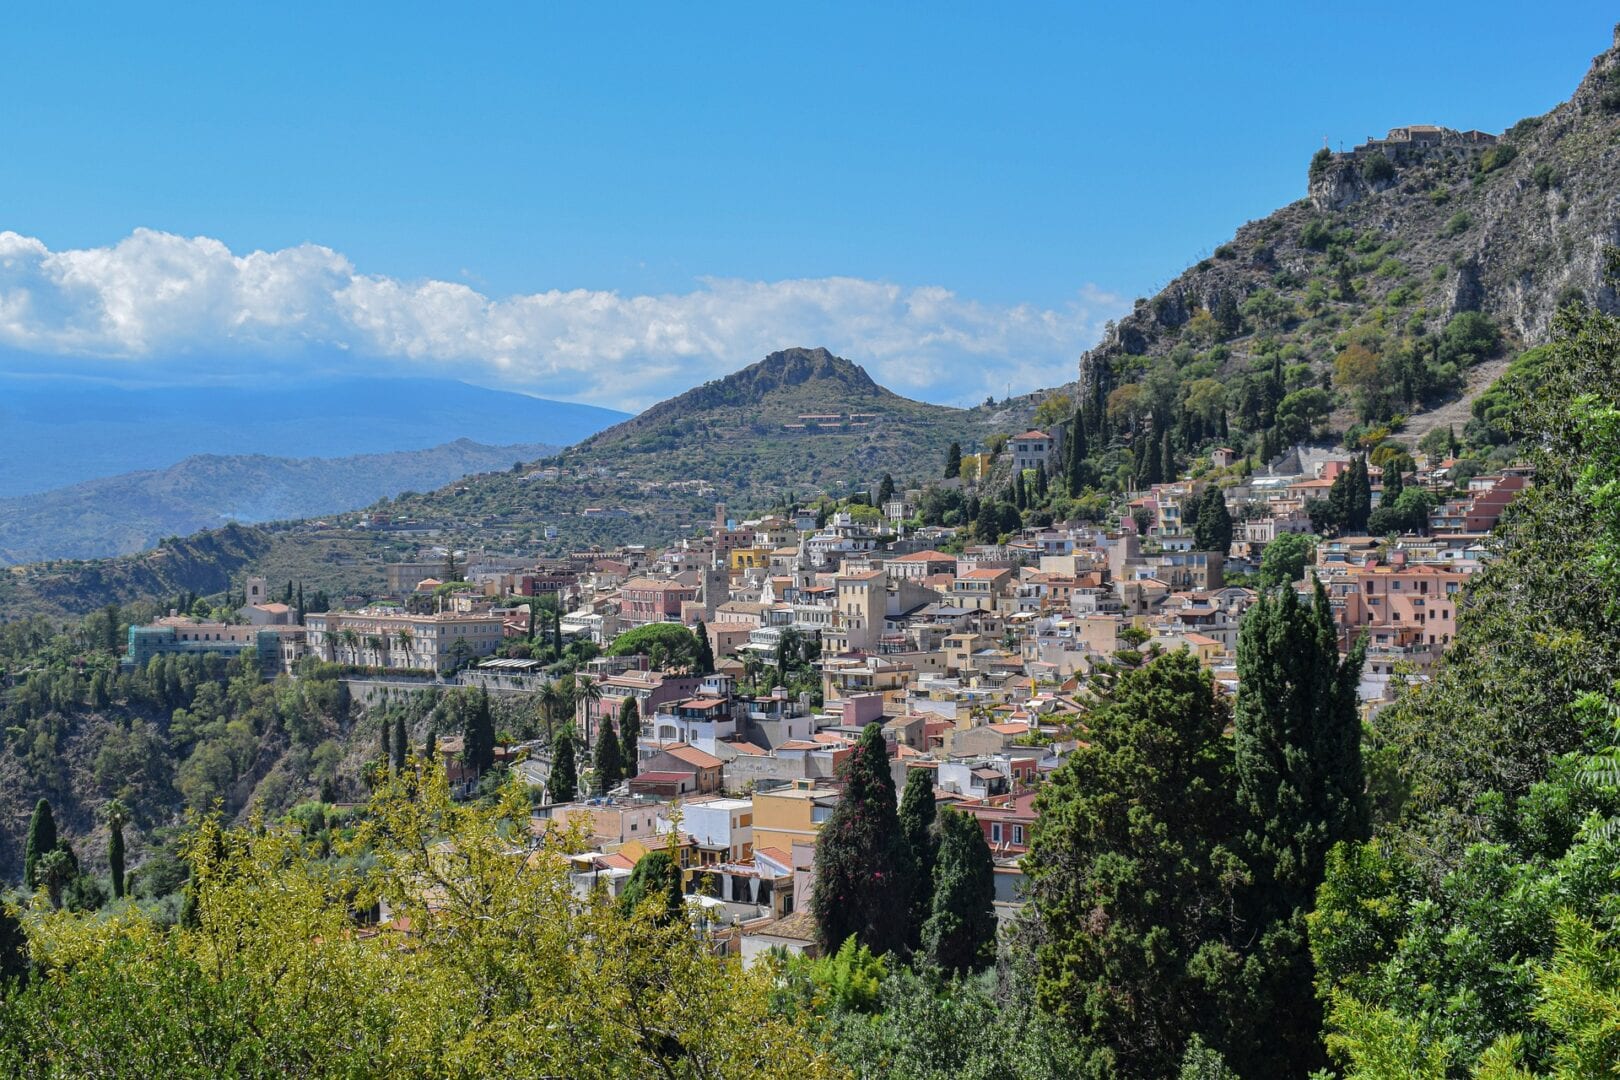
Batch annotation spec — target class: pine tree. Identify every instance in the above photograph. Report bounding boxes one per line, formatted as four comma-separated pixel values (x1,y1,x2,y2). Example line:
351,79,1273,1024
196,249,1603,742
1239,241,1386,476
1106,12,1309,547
898,767,938,947
594,712,623,792
1232,577,1367,1075
945,442,963,479
24,798,57,890
549,732,578,803
104,799,129,900
392,715,408,772
811,723,912,955
462,688,496,777
693,622,715,675
922,806,997,976
619,696,640,778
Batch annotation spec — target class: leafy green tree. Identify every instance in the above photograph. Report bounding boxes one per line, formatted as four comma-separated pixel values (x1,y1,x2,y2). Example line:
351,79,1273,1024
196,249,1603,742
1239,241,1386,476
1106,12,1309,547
945,442,962,479
605,623,699,667
0,902,25,985
104,799,129,900
593,711,623,793
897,767,937,947
1027,650,1248,1077
1232,577,1366,1075
920,807,996,976
1257,532,1317,588
811,723,912,956
619,696,640,778
1193,485,1233,552
619,849,684,925
24,798,57,890
549,731,578,803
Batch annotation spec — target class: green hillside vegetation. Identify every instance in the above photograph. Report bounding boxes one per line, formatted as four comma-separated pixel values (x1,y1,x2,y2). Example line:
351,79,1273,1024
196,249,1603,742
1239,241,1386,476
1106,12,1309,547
1063,35,1620,493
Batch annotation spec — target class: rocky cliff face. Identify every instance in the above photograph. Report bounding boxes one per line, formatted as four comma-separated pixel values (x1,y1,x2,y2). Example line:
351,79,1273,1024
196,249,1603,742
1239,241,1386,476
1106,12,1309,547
1080,28,1620,430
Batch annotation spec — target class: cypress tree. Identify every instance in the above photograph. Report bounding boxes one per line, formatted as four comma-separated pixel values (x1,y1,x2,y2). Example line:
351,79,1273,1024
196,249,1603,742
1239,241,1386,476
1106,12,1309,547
898,767,938,947
1382,458,1405,505
551,608,563,654
1348,456,1372,533
922,806,997,976
620,849,684,924
424,729,438,764
1066,406,1090,494
24,798,57,890
105,799,129,900
549,732,578,803
878,472,896,506
1013,470,1027,510
619,697,640,778
1034,464,1048,501
811,722,912,956
693,622,716,675
945,442,963,479
1326,467,1352,534
392,715,408,772
378,716,392,763
1219,408,1229,439
594,712,623,792
1160,428,1176,483
1193,485,1233,553
463,688,496,776
1231,577,1367,1075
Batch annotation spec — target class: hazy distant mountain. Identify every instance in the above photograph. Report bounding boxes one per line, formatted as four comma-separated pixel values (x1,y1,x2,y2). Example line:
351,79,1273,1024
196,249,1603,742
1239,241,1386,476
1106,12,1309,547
0,371,628,497
0,438,558,564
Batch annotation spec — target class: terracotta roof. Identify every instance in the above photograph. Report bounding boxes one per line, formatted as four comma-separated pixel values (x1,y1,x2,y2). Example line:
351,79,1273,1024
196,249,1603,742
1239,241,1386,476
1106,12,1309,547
753,909,818,943
724,740,769,756
1013,430,1052,441
890,549,955,562
663,744,724,768
632,770,692,784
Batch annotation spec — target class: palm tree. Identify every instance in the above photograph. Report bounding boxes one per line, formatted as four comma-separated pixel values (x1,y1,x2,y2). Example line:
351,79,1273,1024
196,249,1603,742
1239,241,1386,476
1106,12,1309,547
396,628,414,665
338,627,359,661
575,674,602,745
539,681,567,746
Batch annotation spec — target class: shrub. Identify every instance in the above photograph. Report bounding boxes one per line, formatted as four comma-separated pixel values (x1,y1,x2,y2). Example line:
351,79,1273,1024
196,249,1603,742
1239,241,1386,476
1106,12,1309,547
1309,147,1334,182
1477,145,1518,175
1214,243,1236,260
1441,211,1472,239
1360,154,1395,184
1533,162,1559,191
1301,218,1334,251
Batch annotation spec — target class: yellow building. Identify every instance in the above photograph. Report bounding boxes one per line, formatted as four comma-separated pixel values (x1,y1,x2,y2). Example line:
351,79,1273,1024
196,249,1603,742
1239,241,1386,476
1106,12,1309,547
729,546,773,573
751,780,840,855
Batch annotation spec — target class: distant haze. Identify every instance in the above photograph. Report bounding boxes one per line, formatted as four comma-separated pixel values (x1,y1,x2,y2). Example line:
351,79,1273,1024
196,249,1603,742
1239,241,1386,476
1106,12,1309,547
0,372,627,497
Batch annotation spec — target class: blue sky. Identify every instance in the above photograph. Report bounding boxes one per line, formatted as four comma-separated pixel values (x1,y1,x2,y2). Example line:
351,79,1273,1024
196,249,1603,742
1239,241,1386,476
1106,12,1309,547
0,3,1613,409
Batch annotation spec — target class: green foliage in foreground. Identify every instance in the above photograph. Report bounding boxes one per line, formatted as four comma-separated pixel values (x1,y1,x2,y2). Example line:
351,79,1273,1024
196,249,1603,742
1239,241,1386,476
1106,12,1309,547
0,772,840,1078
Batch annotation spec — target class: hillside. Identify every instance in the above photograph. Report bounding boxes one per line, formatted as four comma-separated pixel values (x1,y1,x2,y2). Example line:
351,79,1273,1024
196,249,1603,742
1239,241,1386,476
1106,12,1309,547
0,438,558,565
381,346,1002,542
0,372,627,497
1074,31,1620,459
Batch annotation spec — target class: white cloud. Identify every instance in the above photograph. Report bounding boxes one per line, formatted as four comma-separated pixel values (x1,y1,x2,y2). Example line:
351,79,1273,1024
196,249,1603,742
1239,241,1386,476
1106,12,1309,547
0,228,1127,410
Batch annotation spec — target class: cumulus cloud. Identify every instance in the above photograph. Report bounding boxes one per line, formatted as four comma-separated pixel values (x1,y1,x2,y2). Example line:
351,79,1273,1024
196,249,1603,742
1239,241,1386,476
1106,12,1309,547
0,228,1126,409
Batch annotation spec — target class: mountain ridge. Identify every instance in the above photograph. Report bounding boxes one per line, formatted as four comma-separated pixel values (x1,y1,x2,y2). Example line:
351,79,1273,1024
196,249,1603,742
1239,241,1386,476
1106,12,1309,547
0,438,560,565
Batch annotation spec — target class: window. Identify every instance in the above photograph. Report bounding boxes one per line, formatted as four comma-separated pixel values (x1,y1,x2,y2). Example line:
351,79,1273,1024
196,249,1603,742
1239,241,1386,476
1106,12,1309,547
990,823,1002,843
1013,825,1024,845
